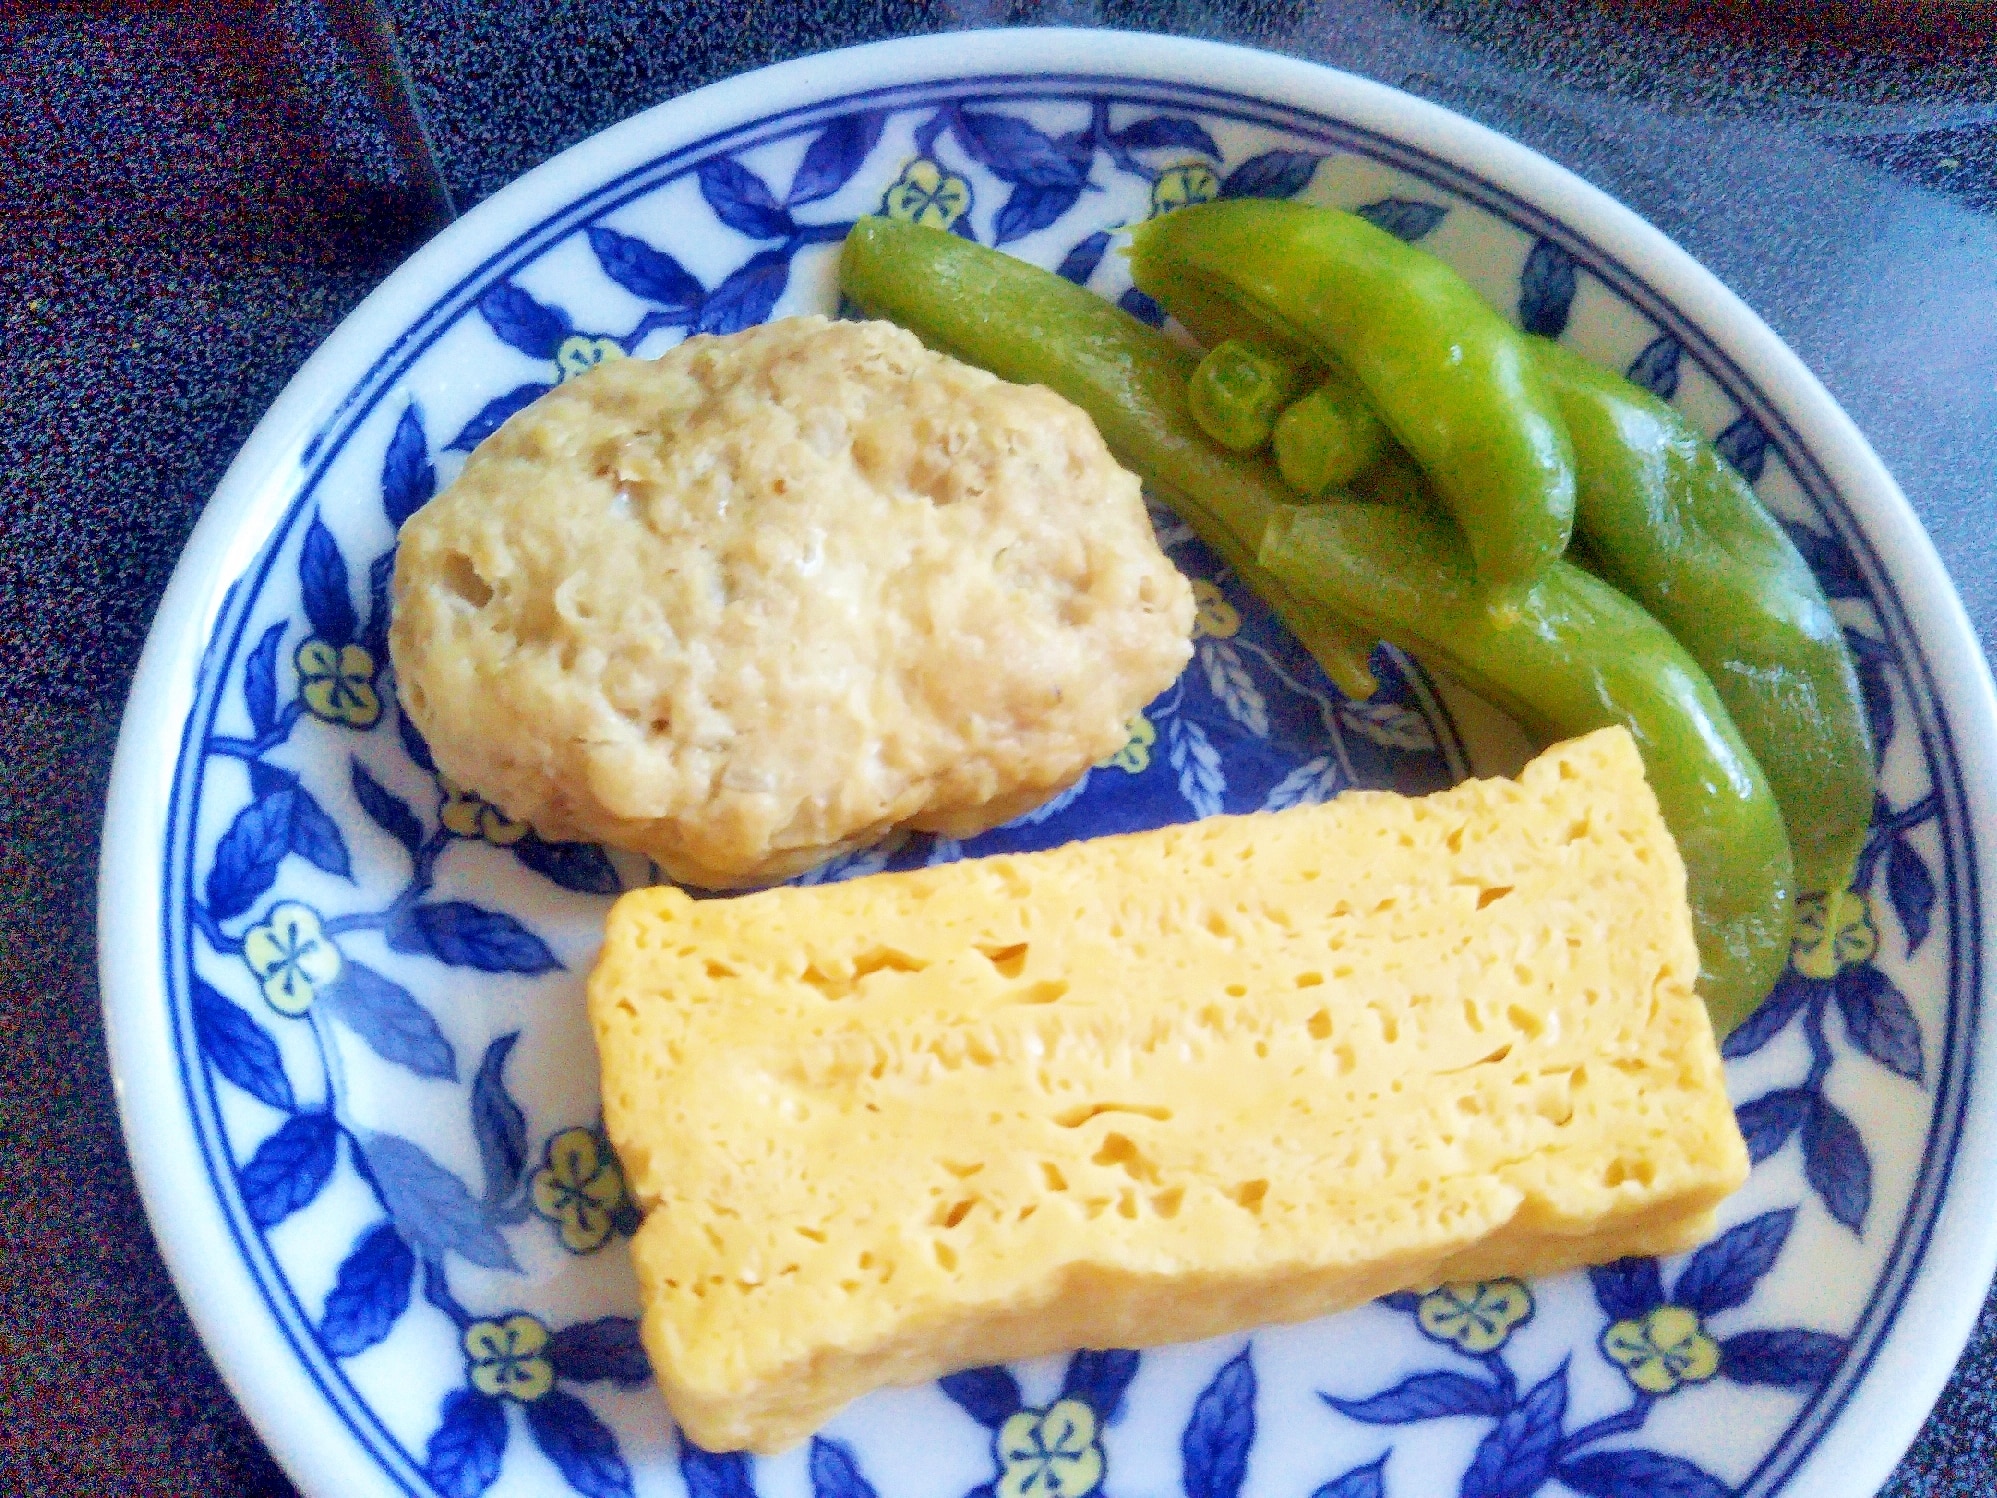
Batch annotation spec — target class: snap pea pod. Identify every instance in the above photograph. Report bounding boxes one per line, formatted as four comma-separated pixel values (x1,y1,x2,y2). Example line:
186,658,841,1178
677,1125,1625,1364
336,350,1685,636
839,216,1381,700
1130,199,1576,590
1189,340,1312,453
1272,369,1391,497
1533,339,1874,896
1262,502,1795,1037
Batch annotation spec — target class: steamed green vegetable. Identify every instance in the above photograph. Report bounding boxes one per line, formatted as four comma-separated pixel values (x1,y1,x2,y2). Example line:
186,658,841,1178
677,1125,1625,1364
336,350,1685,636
1130,199,1575,589
1534,338,1874,896
1272,370,1391,498
1262,502,1795,1037
840,215,1380,699
1188,339,1312,453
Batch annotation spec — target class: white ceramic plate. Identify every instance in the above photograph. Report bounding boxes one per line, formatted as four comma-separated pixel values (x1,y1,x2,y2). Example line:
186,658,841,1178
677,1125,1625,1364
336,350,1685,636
100,29,1997,1498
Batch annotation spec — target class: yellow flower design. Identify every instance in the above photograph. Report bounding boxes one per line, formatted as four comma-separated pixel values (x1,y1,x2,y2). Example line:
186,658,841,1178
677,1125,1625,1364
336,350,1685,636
883,158,973,230
556,334,624,381
1791,889,1877,981
1097,711,1156,775
463,1314,555,1403
1151,161,1220,217
531,1127,631,1254
1417,1279,1533,1354
439,774,531,846
1603,1305,1722,1395
295,638,380,728
1191,578,1241,640
997,1399,1104,1498
242,901,342,1016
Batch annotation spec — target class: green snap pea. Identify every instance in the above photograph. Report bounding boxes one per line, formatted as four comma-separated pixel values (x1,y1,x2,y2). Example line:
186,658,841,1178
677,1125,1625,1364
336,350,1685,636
1189,340,1312,453
1261,502,1795,1037
1272,370,1392,498
839,216,1381,700
1533,339,1874,896
1130,199,1576,589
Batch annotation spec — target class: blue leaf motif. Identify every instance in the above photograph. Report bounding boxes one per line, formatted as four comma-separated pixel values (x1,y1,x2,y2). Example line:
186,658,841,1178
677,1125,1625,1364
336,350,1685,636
382,404,436,526
387,900,562,974
1517,239,1577,338
1219,150,1321,200
1056,231,1113,286
789,112,888,204
1119,287,1166,328
240,1111,340,1228
350,758,424,857
1784,522,1866,601
471,1032,529,1204
1715,413,1769,483
525,1389,633,1498
321,961,456,1081
450,383,554,452
1167,715,1226,819
1735,1088,1811,1164
681,1444,757,1498
1355,198,1448,242
243,620,286,735
1182,1347,1256,1498
191,978,295,1110
512,836,621,895
951,109,1088,188
1460,1361,1565,1498
810,1437,880,1498
1672,1208,1794,1315
1379,1291,1423,1313
1624,335,1683,400
1885,839,1937,954
1323,1370,1509,1424
994,183,1084,246
363,549,396,660
360,1131,518,1270
1719,1328,1847,1386
1587,1258,1666,1322
1114,115,1221,156
939,1365,1024,1427
1312,1455,1389,1498
1834,963,1924,1081
204,791,294,919
1803,1095,1872,1232
425,1389,508,1498
1848,629,1895,748
301,513,358,645
398,707,437,772
479,282,571,359
1722,968,1812,1060
319,1223,416,1356
698,158,797,240
696,249,792,337
286,783,351,878
1262,756,1344,812
1558,1449,1729,1498
587,226,705,320
1060,1349,1142,1423
549,1317,652,1386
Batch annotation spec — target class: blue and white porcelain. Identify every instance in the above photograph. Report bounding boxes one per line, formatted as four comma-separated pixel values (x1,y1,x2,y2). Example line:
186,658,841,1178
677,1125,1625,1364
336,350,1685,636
99,30,1997,1498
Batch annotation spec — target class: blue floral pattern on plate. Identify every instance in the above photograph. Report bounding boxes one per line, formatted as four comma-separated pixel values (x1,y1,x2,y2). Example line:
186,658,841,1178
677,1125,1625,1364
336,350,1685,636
148,67,1970,1498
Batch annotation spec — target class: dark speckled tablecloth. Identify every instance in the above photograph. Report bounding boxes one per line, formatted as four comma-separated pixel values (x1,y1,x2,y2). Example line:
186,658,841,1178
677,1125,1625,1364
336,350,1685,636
5,3,1994,1493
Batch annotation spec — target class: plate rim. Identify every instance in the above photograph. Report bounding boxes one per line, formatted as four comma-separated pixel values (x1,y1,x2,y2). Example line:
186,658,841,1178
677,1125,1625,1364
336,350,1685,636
98,26,1997,1498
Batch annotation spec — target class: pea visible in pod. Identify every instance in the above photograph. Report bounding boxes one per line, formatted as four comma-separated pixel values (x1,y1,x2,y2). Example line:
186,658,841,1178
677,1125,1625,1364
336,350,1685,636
1533,338,1874,897
1261,501,1795,1037
1130,199,1576,589
1272,370,1392,499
